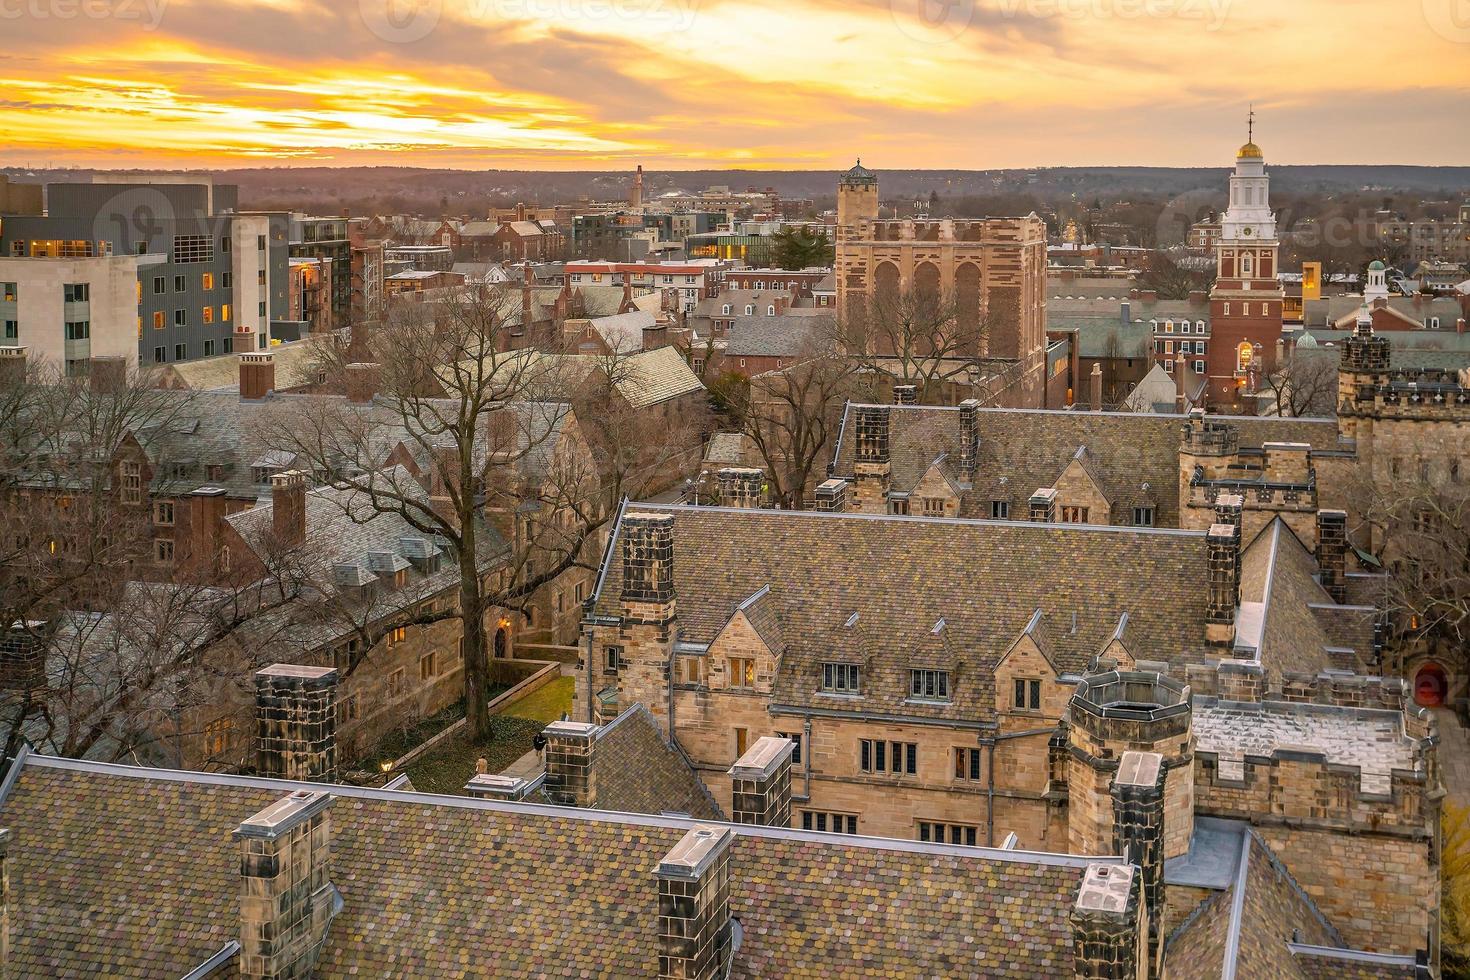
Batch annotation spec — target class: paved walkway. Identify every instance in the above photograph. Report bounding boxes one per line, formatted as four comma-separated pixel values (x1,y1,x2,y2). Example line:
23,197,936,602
1434,708,1470,809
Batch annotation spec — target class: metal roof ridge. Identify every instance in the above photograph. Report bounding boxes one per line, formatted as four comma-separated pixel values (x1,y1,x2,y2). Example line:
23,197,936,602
622,501,1210,537
16,753,1118,870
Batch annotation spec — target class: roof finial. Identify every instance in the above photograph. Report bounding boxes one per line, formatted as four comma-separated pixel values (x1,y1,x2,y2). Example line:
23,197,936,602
856,157,862,167
1247,104,1254,144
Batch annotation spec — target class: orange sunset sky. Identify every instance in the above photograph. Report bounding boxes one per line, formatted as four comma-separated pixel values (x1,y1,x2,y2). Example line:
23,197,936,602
2,0,1468,170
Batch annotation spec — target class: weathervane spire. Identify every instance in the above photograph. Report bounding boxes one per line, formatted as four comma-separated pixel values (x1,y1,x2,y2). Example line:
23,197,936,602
1248,104,1254,143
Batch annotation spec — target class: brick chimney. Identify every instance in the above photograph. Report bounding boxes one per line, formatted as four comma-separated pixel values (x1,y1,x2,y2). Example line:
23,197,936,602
1316,509,1348,603
958,398,980,482
239,352,276,401
0,346,26,389
521,263,534,327
1070,863,1143,980
344,362,380,404
716,467,763,508
87,356,127,394
654,825,735,980
642,322,669,350
892,383,917,405
189,486,229,576
254,664,338,781
1030,487,1058,523
542,720,598,807
619,278,636,315
814,478,848,513
233,790,339,980
1089,363,1103,411
729,735,794,827
1206,522,1240,647
270,471,307,548
1111,751,1166,973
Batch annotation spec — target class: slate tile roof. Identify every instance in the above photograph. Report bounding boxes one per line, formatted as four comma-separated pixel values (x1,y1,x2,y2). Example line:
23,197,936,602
831,404,1341,526
0,754,1116,977
1165,831,1348,980
724,314,832,358
157,338,328,392
1236,520,1342,678
588,705,722,820
593,505,1215,719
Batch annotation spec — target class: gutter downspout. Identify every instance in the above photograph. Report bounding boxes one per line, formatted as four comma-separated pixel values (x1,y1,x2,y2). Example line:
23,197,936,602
985,725,1065,848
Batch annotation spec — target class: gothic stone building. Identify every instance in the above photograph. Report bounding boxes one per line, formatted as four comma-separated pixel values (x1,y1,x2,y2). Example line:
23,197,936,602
582,502,1440,971
834,162,1050,408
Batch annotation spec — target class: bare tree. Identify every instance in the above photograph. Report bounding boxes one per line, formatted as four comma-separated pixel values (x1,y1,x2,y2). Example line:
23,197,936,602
732,345,856,509
840,285,983,397
1353,471,1470,683
272,285,671,740
1262,349,1339,418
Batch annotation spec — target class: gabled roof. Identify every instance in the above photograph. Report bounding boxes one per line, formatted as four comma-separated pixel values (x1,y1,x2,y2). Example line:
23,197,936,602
589,704,722,820
725,315,830,359
831,404,1340,527
1163,831,1418,979
0,753,1120,977
157,339,328,393
593,505,1216,721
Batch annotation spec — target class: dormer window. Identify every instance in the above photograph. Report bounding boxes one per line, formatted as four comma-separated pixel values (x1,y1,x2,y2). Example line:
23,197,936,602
744,305,754,315
722,304,731,315
909,668,949,701
821,662,860,694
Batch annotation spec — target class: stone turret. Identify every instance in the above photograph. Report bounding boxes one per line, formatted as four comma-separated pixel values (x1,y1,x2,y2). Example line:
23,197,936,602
1067,671,1194,861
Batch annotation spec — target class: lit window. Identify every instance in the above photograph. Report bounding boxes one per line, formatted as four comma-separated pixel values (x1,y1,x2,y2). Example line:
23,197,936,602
388,626,408,646
728,657,755,689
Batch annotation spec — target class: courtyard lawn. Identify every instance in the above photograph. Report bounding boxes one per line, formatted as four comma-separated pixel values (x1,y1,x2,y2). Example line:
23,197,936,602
402,715,545,796
501,674,576,724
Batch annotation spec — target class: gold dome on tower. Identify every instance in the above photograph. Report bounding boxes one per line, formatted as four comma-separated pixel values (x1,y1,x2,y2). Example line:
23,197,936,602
1237,141,1263,160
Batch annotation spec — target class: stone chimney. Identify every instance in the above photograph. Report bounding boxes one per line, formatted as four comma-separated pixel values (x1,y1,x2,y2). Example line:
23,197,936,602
1112,751,1167,973
814,478,849,513
254,665,338,782
543,720,599,807
189,486,229,576
958,399,980,483
1089,363,1103,411
464,773,535,801
654,824,734,980
852,406,891,513
716,467,764,508
0,346,27,389
233,790,338,980
1030,487,1058,523
87,356,127,394
729,735,794,827
1212,493,1243,600
344,362,380,404
618,513,677,734
239,352,276,401
1205,523,1240,647
1070,863,1143,980
0,622,46,693
893,384,918,405
1316,509,1348,604
270,471,307,548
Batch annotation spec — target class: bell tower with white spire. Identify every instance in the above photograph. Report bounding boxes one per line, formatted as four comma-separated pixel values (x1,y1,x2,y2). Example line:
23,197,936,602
1206,110,1285,412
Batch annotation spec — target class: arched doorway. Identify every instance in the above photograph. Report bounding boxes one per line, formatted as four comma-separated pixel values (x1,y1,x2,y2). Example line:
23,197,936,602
494,625,510,659
1414,662,1447,707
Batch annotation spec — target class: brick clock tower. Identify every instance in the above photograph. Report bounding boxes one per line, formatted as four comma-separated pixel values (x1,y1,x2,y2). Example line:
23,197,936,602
1206,127,1283,411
